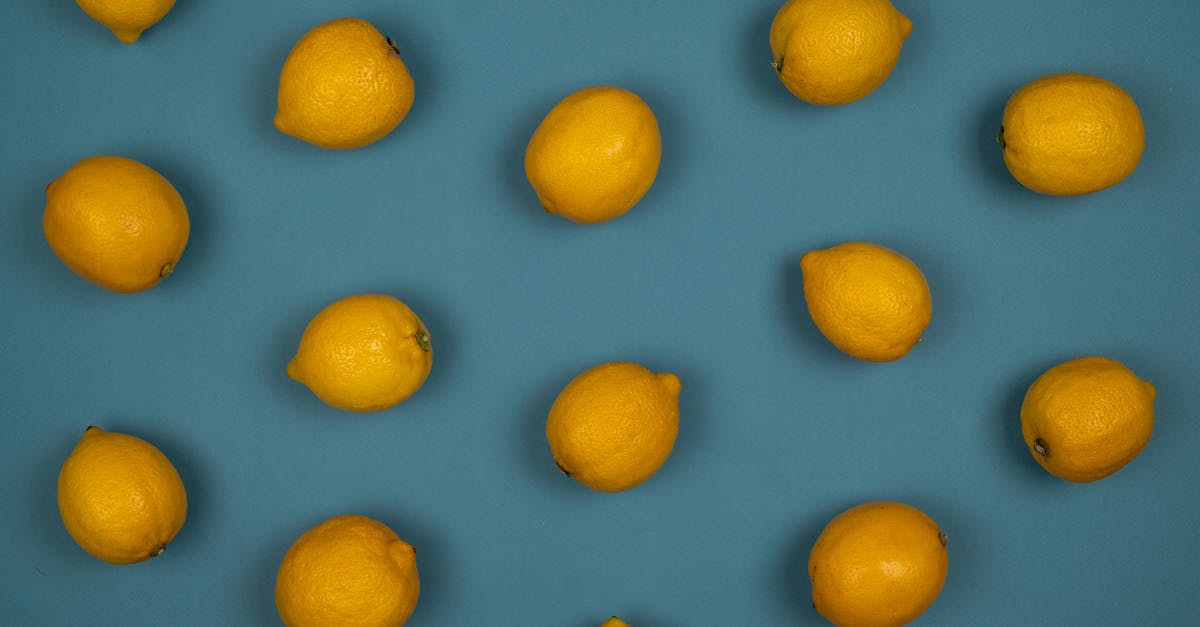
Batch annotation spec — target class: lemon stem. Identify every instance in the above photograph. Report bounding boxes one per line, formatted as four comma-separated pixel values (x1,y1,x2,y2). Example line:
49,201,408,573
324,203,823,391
1033,438,1049,456
996,126,1006,150
414,329,430,352
149,543,166,558
938,532,948,547
159,262,174,278
773,57,784,73
555,461,571,477
386,37,400,55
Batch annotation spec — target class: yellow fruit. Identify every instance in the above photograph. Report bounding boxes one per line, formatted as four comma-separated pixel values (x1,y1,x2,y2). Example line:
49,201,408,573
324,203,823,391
75,0,175,44
602,618,631,627
769,0,912,105
275,18,415,150
800,242,932,362
1021,356,1155,482
57,426,187,564
44,155,190,293
276,515,420,627
288,294,432,412
809,501,948,627
999,73,1144,195
546,361,680,492
525,86,662,224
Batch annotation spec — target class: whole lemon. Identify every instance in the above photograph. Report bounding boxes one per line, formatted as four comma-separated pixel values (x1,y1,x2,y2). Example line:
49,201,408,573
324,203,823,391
276,515,420,627
57,426,188,564
800,242,932,362
999,73,1144,195
809,501,948,627
44,155,190,293
769,0,912,105
546,361,681,492
288,294,432,412
525,86,662,224
75,0,175,44
602,618,631,627
1021,356,1155,482
275,18,415,150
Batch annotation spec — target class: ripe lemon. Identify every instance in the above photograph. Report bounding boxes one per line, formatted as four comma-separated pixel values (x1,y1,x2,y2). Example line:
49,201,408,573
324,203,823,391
57,426,187,564
800,242,932,362
276,515,420,627
546,361,681,492
769,0,912,105
809,501,948,627
44,155,190,293
288,294,432,412
525,86,662,224
75,0,175,44
275,17,415,150
602,618,631,627
999,73,1144,195
1021,356,1155,482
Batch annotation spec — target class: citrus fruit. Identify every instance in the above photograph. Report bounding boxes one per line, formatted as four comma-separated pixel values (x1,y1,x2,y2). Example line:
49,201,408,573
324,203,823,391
44,155,190,293
1021,356,1156,482
809,501,948,627
288,294,432,413
275,17,415,150
602,618,631,627
57,426,188,564
769,0,912,105
276,514,420,627
800,242,932,362
75,0,175,43
999,72,1144,195
524,86,662,224
546,361,681,492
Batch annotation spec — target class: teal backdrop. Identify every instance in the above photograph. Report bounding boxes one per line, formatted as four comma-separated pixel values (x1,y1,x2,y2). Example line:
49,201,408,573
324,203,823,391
2,1,1198,625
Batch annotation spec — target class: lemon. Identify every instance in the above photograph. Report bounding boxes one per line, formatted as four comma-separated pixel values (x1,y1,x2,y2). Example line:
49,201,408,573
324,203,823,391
999,72,1145,195
809,501,948,627
769,0,912,105
288,294,432,412
75,0,175,44
602,618,632,627
800,242,932,362
275,17,415,150
1021,356,1155,482
57,426,187,564
276,514,420,627
546,361,681,492
44,155,190,293
525,86,662,224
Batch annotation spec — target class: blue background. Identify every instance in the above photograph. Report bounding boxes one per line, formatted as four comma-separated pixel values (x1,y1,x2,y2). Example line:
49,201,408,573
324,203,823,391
2,1,1198,625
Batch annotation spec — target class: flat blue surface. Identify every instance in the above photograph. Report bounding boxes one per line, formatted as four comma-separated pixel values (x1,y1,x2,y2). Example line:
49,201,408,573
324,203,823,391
2,1,1199,625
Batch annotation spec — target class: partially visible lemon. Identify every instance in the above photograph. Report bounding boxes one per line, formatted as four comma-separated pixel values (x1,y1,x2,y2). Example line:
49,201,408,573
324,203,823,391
44,155,190,293
809,501,948,627
75,0,175,44
276,514,420,627
288,294,432,412
57,426,188,564
275,17,415,150
1021,356,1155,482
525,86,662,224
546,361,681,492
601,618,632,627
769,0,912,105
800,242,932,362
999,72,1144,195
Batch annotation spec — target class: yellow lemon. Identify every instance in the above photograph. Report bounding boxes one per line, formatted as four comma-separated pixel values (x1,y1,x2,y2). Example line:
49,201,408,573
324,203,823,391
288,294,432,412
75,0,175,44
276,515,420,627
769,0,912,105
1021,356,1155,482
800,242,932,362
57,426,188,564
809,501,948,627
44,155,190,293
525,86,662,224
275,17,415,150
999,72,1145,195
602,618,632,627
546,361,680,492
